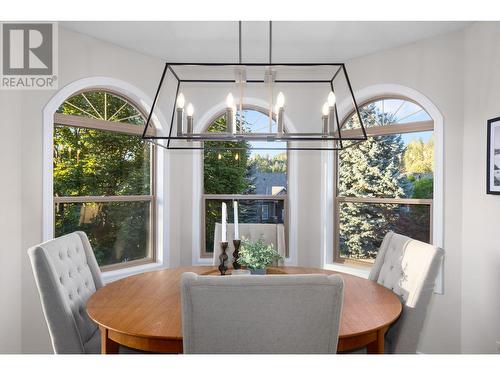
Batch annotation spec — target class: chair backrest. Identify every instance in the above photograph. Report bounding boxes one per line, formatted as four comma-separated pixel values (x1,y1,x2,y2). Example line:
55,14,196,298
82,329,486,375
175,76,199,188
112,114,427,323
28,231,103,354
369,231,443,353
212,223,286,265
181,272,344,354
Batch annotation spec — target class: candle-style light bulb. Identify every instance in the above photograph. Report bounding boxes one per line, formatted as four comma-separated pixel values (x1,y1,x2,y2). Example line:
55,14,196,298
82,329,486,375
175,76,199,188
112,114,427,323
177,93,185,109
186,103,194,117
327,91,336,107
276,92,285,108
322,102,329,116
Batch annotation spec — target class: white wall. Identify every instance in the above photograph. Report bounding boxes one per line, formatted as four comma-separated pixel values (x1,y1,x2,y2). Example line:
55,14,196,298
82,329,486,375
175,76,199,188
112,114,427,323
0,91,22,353
343,29,465,353
2,28,167,353
461,22,500,354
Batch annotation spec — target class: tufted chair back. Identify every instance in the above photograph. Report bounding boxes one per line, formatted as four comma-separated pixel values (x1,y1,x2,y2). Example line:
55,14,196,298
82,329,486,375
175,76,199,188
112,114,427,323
181,272,344,353
28,231,103,354
212,223,286,266
369,231,443,353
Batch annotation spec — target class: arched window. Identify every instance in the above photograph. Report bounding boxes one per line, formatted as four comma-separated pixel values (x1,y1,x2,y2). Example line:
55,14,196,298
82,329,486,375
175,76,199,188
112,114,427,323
53,90,156,269
202,108,288,258
335,97,434,264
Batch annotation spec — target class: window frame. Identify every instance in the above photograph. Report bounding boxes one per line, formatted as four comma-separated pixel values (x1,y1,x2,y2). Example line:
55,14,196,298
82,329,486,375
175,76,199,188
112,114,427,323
53,90,157,272
200,106,289,259
333,96,434,267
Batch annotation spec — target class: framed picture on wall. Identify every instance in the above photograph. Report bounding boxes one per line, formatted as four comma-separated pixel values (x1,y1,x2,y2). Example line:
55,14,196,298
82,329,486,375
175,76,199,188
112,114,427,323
487,117,500,194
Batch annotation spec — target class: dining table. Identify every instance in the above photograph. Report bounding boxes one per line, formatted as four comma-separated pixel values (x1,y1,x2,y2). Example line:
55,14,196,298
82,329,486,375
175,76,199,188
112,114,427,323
86,266,402,354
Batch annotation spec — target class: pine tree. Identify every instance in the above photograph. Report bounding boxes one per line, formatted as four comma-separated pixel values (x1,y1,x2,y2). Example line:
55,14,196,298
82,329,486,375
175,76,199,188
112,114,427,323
338,107,407,260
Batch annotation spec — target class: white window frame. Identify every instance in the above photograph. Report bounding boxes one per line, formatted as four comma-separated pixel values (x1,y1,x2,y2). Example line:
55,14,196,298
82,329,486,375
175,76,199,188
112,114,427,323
53,103,157,272
191,97,299,266
333,96,434,266
262,205,270,221
200,107,289,259
43,77,170,284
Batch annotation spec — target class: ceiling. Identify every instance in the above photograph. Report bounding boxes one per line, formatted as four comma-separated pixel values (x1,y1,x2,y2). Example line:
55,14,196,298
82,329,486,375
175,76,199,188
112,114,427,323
61,21,471,63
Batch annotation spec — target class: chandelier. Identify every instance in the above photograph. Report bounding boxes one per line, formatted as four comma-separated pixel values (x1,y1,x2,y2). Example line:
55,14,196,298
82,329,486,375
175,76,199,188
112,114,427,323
142,22,367,151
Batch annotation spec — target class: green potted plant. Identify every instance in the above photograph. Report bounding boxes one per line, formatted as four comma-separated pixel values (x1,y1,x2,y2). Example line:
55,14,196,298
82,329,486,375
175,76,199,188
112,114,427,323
237,239,283,274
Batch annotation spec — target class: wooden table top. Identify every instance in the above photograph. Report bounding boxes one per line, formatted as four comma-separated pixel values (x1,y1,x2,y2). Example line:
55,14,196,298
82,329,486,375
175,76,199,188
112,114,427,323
87,266,402,345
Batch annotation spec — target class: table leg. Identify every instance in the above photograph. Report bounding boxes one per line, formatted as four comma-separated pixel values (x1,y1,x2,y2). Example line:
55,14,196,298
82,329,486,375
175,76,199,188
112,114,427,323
100,327,119,354
367,327,387,354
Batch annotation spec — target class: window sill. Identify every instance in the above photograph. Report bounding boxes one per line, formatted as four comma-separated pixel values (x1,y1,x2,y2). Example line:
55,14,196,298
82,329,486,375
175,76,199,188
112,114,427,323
323,262,371,279
102,261,167,284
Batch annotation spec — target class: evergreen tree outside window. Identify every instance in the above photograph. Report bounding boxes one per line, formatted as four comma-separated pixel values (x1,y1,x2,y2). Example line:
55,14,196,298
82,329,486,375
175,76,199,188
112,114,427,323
335,97,434,264
53,90,156,269
202,109,288,258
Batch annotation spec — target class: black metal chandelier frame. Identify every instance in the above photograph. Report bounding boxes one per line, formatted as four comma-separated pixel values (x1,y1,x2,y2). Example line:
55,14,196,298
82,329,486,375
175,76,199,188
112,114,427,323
141,23,367,151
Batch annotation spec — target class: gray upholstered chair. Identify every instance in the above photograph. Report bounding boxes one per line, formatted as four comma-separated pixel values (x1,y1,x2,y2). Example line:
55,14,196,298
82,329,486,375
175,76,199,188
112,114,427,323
28,231,105,354
181,272,344,354
369,231,444,354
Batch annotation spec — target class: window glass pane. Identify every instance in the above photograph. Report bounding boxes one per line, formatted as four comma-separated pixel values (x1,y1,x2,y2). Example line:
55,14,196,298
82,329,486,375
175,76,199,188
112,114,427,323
54,201,152,267
56,91,144,126
204,109,287,195
204,199,285,254
339,202,431,262
338,131,434,199
53,125,151,196
343,98,431,130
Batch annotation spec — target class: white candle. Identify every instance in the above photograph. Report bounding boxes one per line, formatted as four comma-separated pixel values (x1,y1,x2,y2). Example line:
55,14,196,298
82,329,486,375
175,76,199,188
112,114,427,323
233,201,239,240
221,202,227,242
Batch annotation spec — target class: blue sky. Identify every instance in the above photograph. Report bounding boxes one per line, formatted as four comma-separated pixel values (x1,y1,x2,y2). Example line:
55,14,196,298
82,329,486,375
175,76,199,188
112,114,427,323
241,102,433,159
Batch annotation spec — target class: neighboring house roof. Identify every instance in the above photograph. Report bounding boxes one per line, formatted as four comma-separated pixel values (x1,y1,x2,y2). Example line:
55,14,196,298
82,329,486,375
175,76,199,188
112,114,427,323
253,172,287,195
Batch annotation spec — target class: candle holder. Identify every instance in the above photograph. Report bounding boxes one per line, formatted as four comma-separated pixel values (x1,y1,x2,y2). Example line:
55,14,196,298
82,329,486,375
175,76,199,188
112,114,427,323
232,239,241,269
218,242,228,276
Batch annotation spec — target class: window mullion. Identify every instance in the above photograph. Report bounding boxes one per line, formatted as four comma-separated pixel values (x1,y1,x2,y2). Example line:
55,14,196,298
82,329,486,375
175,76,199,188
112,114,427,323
54,195,153,203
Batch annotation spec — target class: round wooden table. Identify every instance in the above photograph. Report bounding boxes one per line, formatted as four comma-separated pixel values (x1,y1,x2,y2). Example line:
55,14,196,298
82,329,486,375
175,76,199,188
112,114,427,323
87,266,402,354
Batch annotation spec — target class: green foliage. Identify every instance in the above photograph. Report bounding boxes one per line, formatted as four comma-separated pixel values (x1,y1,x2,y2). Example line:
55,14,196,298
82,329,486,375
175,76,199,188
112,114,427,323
203,116,255,253
339,104,435,260
237,239,282,270
249,152,287,173
54,92,151,266
403,138,434,174
412,178,433,199
203,116,253,195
